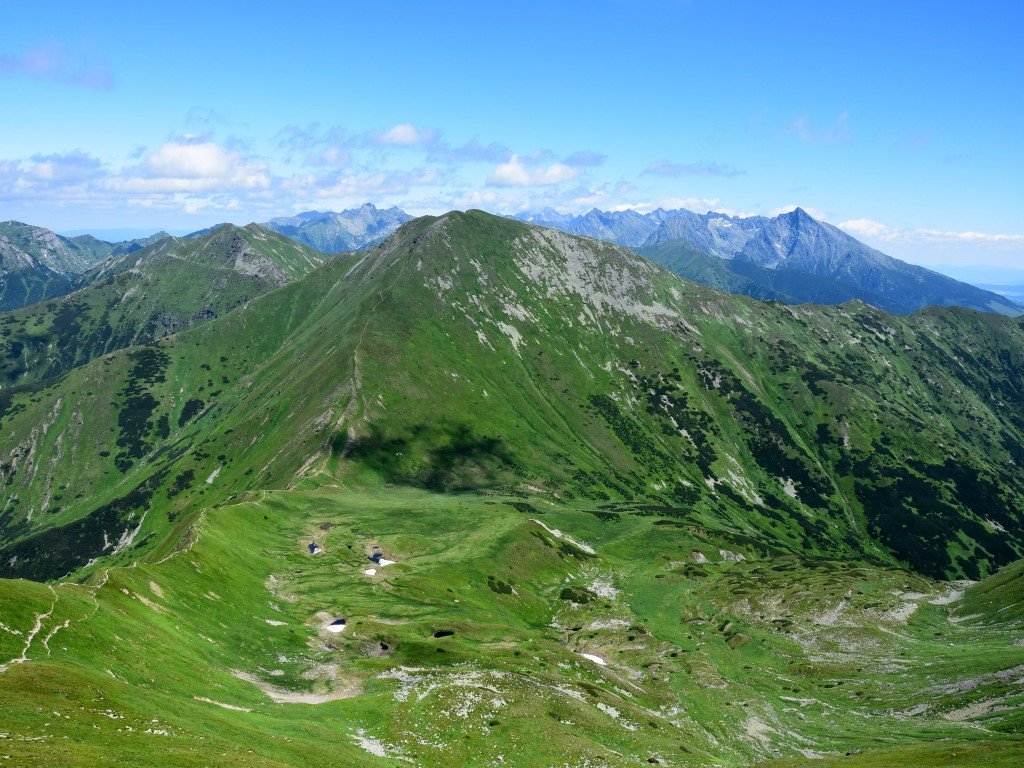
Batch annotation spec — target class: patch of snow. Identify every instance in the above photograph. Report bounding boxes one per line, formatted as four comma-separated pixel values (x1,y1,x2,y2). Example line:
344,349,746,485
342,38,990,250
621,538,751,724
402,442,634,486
532,519,596,555
194,696,251,713
325,619,347,634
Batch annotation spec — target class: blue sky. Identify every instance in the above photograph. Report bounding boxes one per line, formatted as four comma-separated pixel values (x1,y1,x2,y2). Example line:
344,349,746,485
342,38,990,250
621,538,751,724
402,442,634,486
1,0,1022,269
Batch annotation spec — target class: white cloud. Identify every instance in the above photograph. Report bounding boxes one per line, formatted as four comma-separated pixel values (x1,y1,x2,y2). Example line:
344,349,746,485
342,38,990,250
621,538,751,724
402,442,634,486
488,155,581,187
837,218,893,239
317,146,351,168
374,123,438,147
839,218,1024,247
913,229,1024,245
277,122,445,164
25,151,102,183
607,197,764,218
427,137,511,164
287,168,440,209
0,139,276,223
144,142,254,182
608,196,720,214
105,141,270,194
446,180,615,215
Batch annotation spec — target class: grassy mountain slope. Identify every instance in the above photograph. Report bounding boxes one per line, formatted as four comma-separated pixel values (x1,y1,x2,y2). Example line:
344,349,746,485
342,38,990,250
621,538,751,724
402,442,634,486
979,284,1024,306
0,487,1020,766
0,223,326,387
65,231,172,263
0,252,69,312
0,221,171,312
1,211,1023,586
1,211,1023,765
635,237,784,301
0,221,104,276
0,221,105,311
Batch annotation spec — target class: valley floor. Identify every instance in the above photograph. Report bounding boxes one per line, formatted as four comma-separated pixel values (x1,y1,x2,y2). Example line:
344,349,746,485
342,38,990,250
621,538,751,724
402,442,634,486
0,487,1021,767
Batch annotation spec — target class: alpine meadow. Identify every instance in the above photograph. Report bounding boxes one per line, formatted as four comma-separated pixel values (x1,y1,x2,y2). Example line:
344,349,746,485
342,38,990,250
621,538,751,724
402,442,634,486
1,3,1022,767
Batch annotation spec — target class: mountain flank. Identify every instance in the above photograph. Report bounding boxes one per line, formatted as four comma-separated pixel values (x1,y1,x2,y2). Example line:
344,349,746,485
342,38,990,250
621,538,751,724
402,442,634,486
0,223,326,387
0,220,178,312
1,211,1022,584
520,207,1022,316
0,210,1022,766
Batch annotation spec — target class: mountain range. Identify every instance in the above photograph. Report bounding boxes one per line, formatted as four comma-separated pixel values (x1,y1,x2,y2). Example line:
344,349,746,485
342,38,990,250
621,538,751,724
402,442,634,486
0,223,324,388
0,210,1022,765
262,203,413,253
4,210,1022,581
518,207,1023,316
0,221,170,311
3,205,1019,322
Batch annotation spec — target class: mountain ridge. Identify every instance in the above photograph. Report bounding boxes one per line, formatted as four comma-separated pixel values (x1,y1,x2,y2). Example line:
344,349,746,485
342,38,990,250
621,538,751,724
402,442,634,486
262,202,413,253
517,206,1023,316
0,223,327,388
0,220,174,312
2,211,1023,584
10,203,1013,320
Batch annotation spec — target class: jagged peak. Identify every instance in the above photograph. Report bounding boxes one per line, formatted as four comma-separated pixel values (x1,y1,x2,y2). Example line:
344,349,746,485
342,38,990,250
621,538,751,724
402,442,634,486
777,206,816,224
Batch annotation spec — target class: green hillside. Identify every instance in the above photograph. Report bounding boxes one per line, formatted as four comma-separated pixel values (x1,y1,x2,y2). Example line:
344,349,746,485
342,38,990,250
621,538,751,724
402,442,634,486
1,486,1021,767
0,223,326,387
0,211,1022,765
5,210,1022,580
1,222,101,311
0,221,173,312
